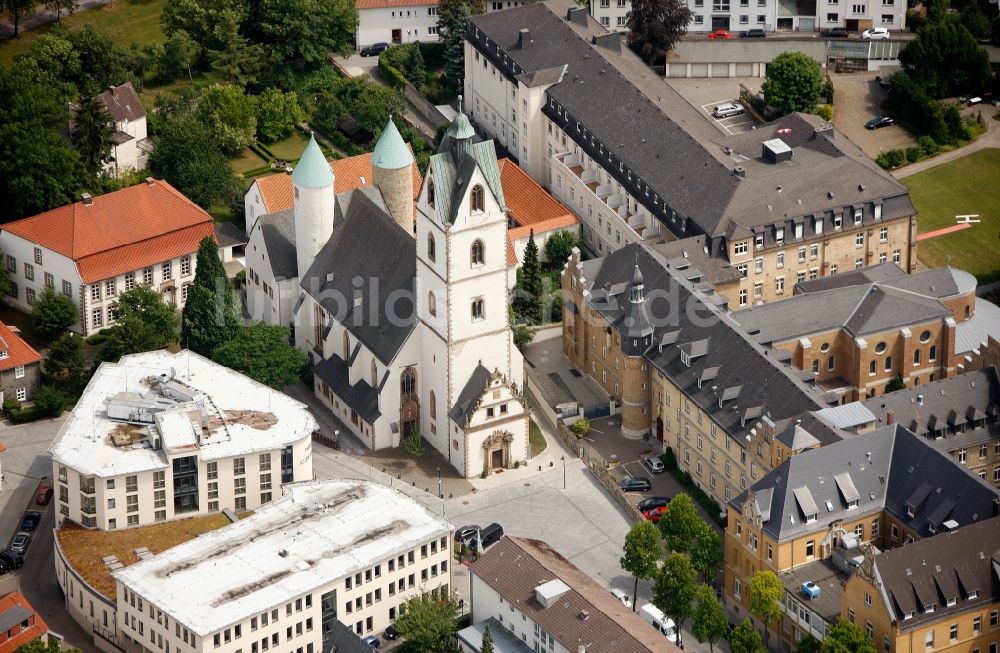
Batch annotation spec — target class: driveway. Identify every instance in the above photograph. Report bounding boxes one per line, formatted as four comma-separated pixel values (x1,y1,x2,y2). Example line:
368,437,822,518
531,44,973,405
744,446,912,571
830,71,916,158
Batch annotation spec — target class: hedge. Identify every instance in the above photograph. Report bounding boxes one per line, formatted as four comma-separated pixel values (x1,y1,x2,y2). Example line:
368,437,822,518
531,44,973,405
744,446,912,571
378,57,408,90
661,447,726,526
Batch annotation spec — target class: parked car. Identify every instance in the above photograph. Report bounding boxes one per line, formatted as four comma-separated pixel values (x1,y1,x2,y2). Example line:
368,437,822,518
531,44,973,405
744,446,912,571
454,525,480,544
638,496,671,512
610,588,633,609
0,552,23,570
618,477,652,492
360,42,389,57
639,603,678,639
9,533,29,555
740,28,766,37
863,27,890,39
384,625,399,641
362,635,380,648
966,96,983,106
820,27,849,37
472,523,504,551
642,456,665,474
707,29,734,39
712,102,745,118
865,115,895,129
642,505,669,523
20,511,41,532
0,558,9,575
35,485,52,505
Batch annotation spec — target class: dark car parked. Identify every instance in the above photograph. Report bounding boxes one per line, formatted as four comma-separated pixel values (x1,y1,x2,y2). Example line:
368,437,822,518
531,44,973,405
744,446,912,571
0,552,23,570
638,496,671,512
384,625,399,641
865,115,895,129
740,28,767,37
820,27,850,37
619,477,652,492
360,42,389,57
21,511,41,532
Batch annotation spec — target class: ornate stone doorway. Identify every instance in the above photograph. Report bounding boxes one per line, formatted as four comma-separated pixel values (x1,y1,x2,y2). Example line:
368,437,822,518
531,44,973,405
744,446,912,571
482,430,514,474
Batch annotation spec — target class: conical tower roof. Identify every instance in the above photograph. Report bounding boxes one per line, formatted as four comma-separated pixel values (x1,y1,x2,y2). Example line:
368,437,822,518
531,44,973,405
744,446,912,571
447,96,475,141
292,134,334,189
372,116,414,171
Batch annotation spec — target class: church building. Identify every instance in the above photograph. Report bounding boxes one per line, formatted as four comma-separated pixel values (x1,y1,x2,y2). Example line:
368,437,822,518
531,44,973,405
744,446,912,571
245,112,528,478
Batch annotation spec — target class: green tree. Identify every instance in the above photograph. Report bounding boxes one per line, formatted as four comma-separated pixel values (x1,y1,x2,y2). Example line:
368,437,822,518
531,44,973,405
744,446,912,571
23,33,81,97
543,230,578,268
886,374,906,392
208,12,265,86
692,584,728,653
197,84,258,153
728,618,765,653
16,638,82,653
335,76,406,136
182,236,241,357
620,520,661,611
652,552,697,647
748,570,783,632
515,230,543,322
46,0,75,22
689,520,724,582
439,0,483,84
393,593,461,653
66,26,139,94
626,0,693,65
0,59,87,219
34,385,67,417
150,113,239,209
0,0,40,37
246,0,358,73
822,618,877,653
99,317,176,362
43,332,86,384
899,22,991,98
256,88,304,142
162,0,250,53
569,416,590,437
211,323,308,389
32,288,79,335
112,284,180,335
657,492,701,553
481,624,495,653
162,29,201,82
0,252,13,299
761,51,824,115
797,634,822,653
72,94,115,175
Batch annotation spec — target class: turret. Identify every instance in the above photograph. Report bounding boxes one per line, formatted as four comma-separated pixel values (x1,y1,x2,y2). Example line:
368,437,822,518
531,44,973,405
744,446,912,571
293,134,336,280
372,116,415,235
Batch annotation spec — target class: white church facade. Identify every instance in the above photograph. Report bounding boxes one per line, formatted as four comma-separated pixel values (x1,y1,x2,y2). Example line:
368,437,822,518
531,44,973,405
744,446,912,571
245,114,528,478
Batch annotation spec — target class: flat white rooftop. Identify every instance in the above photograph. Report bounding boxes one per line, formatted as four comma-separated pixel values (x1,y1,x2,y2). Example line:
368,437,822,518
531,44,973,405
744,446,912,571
113,480,453,636
49,350,318,478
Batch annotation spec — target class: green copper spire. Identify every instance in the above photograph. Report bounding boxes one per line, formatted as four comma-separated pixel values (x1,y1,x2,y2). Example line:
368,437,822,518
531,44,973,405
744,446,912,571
292,133,334,189
372,116,414,170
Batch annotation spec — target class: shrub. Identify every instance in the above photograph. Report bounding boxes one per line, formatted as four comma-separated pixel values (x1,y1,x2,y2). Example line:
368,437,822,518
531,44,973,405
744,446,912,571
918,135,939,156
570,417,591,438
812,104,833,121
3,397,21,414
33,385,67,417
513,460,520,469
378,57,407,89
905,146,923,163
822,79,835,103
875,152,893,169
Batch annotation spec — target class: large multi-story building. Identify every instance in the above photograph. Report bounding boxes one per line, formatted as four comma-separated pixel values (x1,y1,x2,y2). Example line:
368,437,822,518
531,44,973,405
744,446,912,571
562,242,841,506
733,263,978,402
725,424,1000,647
112,479,453,651
0,179,214,336
464,536,677,652
464,0,916,306
48,349,316,530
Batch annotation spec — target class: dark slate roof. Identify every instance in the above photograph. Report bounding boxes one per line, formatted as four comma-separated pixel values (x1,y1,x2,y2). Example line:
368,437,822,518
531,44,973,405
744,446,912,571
734,424,1000,542
301,187,416,364
857,366,1000,448
794,262,906,293
450,364,491,426
327,617,376,653
98,82,146,122
796,263,974,300
215,222,248,248
873,516,1000,630
733,283,952,344
258,209,298,282
468,0,913,241
313,354,381,425
584,244,837,443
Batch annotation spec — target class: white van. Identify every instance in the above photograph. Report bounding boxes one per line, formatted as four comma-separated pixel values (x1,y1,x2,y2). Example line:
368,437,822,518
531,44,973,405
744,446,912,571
639,603,677,639
712,102,745,118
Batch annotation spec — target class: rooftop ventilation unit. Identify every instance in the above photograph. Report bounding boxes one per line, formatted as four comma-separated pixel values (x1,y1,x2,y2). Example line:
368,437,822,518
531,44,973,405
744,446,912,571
762,139,792,164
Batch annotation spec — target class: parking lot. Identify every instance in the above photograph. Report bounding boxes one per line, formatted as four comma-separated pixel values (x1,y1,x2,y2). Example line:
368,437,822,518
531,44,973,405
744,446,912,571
667,77,764,136
699,100,758,135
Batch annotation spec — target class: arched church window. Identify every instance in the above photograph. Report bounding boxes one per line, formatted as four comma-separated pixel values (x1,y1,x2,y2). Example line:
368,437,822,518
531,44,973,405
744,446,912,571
470,185,485,212
428,180,435,208
471,239,485,266
429,390,436,420
472,298,484,321
428,232,436,263
401,368,416,396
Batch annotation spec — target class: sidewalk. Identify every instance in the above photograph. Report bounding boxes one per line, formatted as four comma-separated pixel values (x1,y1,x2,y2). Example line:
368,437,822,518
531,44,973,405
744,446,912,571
893,111,999,179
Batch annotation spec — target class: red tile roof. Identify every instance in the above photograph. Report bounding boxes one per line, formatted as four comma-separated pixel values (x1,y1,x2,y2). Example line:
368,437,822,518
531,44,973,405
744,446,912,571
356,0,438,9
3,180,214,284
499,158,577,231
507,239,517,266
255,151,423,214
0,592,47,653
0,322,40,373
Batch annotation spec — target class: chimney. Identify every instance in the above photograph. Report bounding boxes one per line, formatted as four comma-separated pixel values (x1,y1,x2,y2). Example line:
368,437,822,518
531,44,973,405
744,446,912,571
145,177,155,185
518,28,532,48
733,166,746,178
81,192,93,206
886,410,895,425
578,646,587,653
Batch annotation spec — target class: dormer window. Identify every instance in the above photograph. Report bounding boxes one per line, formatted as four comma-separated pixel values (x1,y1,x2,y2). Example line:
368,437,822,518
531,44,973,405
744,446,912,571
775,227,784,243
968,591,978,600
0,349,7,360
946,597,957,607
680,351,691,367
755,233,764,249
924,603,935,614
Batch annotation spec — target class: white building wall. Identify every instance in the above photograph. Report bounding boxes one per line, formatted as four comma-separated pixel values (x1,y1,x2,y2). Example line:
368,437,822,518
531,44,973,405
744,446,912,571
244,182,270,236
245,222,297,327
0,233,83,326
356,5,440,50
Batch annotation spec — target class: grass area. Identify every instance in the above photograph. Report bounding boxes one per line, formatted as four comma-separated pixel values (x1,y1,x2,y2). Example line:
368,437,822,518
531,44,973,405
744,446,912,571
265,131,310,161
230,148,269,175
56,513,232,597
905,147,1000,284
529,418,546,457
0,0,168,67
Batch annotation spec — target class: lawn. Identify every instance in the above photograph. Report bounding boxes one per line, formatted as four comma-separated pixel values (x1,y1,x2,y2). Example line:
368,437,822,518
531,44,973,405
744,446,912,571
265,131,311,162
529,418,547,457
905,148,1000,284
0,0,168,67
231,148,269,175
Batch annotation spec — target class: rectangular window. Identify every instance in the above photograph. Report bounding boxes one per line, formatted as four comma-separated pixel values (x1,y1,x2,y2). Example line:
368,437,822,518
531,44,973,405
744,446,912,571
162,262,172,281
44,272,54,288
24,263,33,281
125,272,135,291
235,478,246,495
181,256,191,276
143,267,153,285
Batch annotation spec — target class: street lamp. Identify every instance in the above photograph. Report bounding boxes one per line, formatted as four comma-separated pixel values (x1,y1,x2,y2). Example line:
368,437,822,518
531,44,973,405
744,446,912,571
436,465,442,499
561,455,566,490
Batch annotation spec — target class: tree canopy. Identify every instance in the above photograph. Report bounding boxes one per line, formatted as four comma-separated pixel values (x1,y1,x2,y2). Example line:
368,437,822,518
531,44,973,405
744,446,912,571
899,22,991,98
182,236,241,356
197,84,258,153
543,230,578,267
439,0,484,83
626,0,693,65
72,94,115,174
761,51,824,115
42,332,86,385
99,285,179,362
393,593,461,653
657,492,701,553
32,288,79,335
620,519,661,611
150,112,239,209
692,584,728,653
211,323,307,389
748,570,784,628
256,88,304,142
821,618,877,653
729,618,765,653
652,552,698,647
